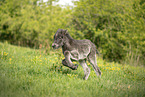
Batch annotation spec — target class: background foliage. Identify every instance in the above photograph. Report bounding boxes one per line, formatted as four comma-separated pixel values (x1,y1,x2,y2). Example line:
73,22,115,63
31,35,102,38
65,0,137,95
0,0,145,66
0,0,71,47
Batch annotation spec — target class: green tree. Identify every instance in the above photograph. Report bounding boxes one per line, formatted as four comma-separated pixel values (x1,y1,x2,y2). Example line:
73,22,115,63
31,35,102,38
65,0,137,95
0,0,71,48
70,0,145,66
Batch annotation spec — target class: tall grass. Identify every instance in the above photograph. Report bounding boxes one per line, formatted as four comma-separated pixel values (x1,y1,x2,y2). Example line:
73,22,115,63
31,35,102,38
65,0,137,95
0,42,145,97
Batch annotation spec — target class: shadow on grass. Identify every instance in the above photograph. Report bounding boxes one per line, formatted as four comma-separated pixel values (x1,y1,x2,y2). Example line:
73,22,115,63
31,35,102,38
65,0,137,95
49,63,83,79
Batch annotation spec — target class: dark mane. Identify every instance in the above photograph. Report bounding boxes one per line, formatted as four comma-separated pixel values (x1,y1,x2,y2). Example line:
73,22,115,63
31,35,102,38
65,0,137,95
65,33,73,40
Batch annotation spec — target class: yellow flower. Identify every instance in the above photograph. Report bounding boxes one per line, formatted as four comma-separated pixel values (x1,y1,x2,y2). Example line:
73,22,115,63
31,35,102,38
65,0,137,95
112,67,115,70
9,58,12,61
73,61,77,64
117,68,120,71
4,52,8,56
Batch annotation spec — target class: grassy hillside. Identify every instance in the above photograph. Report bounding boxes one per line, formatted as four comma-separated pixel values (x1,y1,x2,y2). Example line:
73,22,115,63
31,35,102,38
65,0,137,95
0,42,145,97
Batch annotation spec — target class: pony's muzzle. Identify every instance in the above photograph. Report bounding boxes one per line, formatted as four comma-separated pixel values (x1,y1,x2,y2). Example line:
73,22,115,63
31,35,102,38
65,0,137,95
52,43,59,49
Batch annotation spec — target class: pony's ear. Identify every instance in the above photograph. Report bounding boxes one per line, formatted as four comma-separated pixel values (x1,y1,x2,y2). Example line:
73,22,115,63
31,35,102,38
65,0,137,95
62,29,68,35
64,29,68,34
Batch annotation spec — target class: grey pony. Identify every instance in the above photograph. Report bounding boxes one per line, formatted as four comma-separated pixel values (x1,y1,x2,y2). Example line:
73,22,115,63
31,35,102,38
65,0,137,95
52,29,101,80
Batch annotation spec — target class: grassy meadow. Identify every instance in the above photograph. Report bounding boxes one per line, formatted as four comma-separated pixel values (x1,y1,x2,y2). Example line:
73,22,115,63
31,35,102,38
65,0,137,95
0,42,145,97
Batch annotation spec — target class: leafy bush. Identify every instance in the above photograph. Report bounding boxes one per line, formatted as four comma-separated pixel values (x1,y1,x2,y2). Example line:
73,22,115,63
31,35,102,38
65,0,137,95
69,0,145,66
0,0,71,48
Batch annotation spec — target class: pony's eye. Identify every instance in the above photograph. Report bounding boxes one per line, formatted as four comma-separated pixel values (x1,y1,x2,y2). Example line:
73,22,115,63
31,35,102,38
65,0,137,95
59,36,63,39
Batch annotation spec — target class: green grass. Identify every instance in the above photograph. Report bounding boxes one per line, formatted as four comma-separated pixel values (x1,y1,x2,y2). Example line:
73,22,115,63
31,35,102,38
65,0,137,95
0,42,145,97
